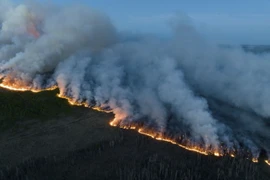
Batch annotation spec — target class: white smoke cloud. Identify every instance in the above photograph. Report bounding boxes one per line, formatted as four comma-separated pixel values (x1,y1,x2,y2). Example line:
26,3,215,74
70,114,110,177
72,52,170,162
1,1,270,157
0,2,117,86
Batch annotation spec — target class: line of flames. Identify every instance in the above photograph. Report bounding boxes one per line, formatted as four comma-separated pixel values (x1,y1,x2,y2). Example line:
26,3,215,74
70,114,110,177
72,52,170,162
0,84,57,93
0,82,269,166
110,120,224,157
110,120,266,164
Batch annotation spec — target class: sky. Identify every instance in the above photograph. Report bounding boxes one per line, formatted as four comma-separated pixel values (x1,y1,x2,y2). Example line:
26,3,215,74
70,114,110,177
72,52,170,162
14,0,270,45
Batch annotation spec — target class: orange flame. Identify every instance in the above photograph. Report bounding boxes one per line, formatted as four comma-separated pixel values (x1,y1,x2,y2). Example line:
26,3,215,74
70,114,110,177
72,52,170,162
0,83,57,93
110,118,216,156
109,118,270,166
56,94,89,107
252,158,258,163
57,93,113,113
0,82,269,166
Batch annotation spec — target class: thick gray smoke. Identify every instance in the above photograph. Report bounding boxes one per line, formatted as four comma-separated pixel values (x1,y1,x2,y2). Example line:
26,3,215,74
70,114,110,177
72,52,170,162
1,1,270,157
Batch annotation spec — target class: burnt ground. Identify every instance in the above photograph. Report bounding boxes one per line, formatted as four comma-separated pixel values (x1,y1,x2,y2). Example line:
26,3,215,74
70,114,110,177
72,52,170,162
0,89,269,180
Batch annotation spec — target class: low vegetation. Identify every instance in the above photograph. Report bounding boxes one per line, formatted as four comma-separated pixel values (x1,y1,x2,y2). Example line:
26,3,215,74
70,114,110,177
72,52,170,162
0,88,269,180
1,130,270,180
0,89,74,130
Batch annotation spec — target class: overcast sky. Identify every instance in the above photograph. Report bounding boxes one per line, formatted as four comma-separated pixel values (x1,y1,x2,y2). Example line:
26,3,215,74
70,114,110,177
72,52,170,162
14,0,270,45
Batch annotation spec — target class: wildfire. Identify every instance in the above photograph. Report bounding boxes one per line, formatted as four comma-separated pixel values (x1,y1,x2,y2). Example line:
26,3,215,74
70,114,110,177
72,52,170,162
92,106,112,113
0,82,270,166
110,119,212,156
214,152,222,157
57,93,114,113
138,128,212,155
252,158,258,163
109,121,117,127
57,94,89,107
0,83,57,93
109,118,270,165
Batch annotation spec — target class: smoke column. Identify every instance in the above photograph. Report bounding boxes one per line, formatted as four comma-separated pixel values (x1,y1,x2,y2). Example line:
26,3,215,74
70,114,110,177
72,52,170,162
1,1,270,161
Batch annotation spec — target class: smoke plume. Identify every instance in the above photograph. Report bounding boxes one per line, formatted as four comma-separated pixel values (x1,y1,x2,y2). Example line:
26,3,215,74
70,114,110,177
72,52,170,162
1,1,270,160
